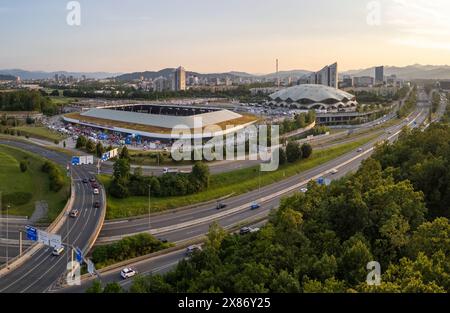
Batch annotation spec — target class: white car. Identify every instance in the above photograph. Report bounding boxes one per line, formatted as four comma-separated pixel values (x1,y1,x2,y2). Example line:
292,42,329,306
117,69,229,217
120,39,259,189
186,245,202,256
357,148,363,153
330,168,338,175
93,188,99,195
52,246,65,256
300,188,308,193
120,268,137,279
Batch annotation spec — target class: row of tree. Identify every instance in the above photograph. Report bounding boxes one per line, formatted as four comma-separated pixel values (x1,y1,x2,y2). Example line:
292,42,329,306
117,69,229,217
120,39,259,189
109,147,210,199
87,122,449,293
41,161,65,192
0,90,61,115
279,111,316,135
278,142,313,165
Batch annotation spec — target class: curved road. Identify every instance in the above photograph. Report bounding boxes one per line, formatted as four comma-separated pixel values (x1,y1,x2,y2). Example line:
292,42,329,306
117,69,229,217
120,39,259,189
0,140,105,293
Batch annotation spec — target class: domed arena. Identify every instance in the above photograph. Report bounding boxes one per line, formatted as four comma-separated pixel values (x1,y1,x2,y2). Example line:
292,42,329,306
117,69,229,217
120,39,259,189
269,84,358,111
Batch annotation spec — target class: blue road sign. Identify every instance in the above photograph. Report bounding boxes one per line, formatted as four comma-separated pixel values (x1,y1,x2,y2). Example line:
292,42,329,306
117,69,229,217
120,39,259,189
71,156,80,166
75,247,83,264
25,226,38,241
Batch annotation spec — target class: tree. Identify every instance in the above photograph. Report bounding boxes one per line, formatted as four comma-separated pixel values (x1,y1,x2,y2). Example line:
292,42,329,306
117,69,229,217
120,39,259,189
278,148,287,165
85,140,95,153
86,280,103,293
301,143,313,159
75,135,87,149
205,222,227,251
120,146,130,160
95,142,105,158
286,141,302,163
102,282,124,293
19,160,28,172
190,162,210,191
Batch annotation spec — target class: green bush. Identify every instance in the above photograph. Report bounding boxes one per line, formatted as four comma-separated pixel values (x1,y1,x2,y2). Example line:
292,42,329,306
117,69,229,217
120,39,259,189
2,192,33,206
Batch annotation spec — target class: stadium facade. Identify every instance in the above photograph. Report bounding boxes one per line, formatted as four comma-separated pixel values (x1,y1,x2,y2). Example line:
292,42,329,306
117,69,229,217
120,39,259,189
63,104,257,141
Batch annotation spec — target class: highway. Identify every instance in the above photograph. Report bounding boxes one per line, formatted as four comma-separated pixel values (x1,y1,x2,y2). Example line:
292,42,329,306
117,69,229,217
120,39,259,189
98,108,428,243
60,105,430,293
0,140,106,293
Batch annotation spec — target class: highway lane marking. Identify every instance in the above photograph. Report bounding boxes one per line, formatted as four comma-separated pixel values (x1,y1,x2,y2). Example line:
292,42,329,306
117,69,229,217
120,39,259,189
100,109,425,243
4,168,89,293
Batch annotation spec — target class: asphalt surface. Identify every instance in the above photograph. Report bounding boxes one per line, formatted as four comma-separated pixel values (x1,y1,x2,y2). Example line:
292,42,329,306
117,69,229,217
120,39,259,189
62,105,430,293
0,140,105,293
98,108,428,241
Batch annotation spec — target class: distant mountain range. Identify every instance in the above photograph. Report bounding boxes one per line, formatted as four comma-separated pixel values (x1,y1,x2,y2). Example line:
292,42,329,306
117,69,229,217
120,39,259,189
2,64,450,82
0,69,121,80
342,64,450,80
114,68,313,81
0,74,16,81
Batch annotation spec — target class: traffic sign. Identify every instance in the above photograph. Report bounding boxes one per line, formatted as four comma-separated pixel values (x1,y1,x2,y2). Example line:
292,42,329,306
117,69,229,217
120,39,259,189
87,259,95,275
75,247,83,264
25,226,38,241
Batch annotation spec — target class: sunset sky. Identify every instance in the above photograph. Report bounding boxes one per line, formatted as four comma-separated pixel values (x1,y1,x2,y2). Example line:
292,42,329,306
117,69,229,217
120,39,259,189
1,0,450,73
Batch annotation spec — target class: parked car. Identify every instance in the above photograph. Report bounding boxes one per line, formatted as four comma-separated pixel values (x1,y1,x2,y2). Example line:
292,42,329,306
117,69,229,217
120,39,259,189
120,268,137,279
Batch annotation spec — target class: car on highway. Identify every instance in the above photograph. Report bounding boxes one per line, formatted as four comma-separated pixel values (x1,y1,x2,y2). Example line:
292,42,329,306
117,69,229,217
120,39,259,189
82,178,88,184
93,188,100,195
250,202,261,210
89,177,96,183
52,246,65,256
91,182,99,189
70,209,80,218
186,245,202,256
330,168,338,175
216,202,227,210
300,188,308,193
93,201,101,209
120,268,137,279
357,148,363,153
240,227,260,235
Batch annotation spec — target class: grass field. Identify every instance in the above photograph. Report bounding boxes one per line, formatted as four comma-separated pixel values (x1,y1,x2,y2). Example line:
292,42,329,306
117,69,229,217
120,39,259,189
13,126,68,142
0,144,70,221
49,96,77,105
100,134,379,219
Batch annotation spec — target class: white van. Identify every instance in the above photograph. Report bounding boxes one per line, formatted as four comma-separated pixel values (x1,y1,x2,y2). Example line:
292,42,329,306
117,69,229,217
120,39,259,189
52,246,65,256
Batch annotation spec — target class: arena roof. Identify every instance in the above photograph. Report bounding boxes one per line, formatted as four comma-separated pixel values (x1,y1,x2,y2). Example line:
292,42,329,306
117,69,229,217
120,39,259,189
269,84,357,110
80,104,243,129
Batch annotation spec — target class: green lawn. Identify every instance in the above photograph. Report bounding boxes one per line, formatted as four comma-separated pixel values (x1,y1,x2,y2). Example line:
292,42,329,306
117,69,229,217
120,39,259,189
49,96,77,105
0,144,70,221
101,134,379,219
14,126,67,142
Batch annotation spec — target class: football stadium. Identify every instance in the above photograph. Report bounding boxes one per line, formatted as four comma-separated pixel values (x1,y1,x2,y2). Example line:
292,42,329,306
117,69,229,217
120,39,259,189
63,104,258,141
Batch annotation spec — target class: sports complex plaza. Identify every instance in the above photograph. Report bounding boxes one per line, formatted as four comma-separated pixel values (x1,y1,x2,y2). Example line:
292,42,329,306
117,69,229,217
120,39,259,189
63,104,258,142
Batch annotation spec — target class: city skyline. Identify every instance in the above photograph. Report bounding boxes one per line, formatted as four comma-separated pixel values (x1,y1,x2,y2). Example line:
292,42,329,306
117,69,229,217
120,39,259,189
1,0,450,73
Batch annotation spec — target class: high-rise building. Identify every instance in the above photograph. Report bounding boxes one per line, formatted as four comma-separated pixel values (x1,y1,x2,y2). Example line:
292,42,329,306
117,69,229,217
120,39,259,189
299,62,338,88
173,66,186,91
375,66,384,85
353,76,374,88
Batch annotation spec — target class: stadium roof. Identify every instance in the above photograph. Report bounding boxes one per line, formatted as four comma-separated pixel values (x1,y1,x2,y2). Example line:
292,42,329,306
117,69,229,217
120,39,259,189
270,84,356,102
81,106,243,129
269,84,357,110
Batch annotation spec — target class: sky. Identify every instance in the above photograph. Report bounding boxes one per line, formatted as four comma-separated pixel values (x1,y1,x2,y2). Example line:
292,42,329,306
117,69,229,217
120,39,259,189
1,0,450,74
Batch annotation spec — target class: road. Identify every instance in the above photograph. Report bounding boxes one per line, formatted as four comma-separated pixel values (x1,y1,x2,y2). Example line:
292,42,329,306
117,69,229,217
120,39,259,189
98,108,428,242
60,105,430,293
0,140,106,293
